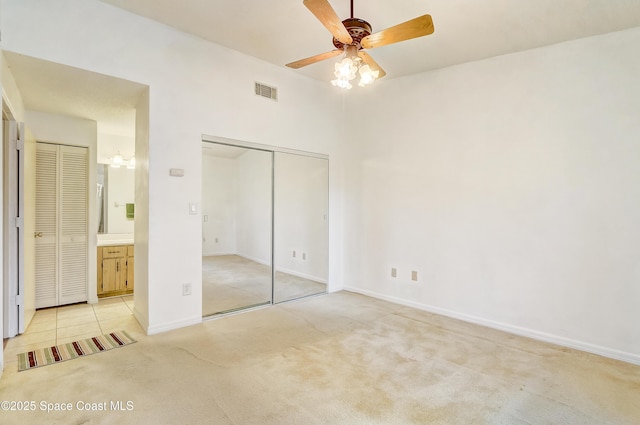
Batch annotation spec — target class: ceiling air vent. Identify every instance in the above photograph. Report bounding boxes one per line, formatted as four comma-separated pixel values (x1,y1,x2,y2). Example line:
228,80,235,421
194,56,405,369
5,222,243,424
255,82,278,101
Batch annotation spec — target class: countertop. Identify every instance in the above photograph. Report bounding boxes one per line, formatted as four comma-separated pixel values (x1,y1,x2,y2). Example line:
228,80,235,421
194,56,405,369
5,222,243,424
97,234,134,247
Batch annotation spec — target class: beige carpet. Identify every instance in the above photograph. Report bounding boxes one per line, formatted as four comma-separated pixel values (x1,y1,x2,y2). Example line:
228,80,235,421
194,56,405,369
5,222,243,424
202,255,326,316
1,291,639,424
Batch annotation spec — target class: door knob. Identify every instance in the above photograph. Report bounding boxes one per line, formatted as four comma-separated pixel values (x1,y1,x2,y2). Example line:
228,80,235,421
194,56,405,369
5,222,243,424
34,232,43,238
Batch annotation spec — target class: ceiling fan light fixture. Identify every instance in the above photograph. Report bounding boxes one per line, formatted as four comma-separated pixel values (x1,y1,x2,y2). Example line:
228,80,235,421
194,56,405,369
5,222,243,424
127,156,136,169
111,152,124,168
358,64,379,87
334,56,357,79
331,76,353,89
288,0,434,89
331,54,359,89
332,51,378,89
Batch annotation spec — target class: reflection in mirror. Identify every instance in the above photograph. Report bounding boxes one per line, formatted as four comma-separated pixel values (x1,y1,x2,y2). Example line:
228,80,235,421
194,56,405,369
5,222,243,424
202,143,273,316
97,163,135,234
97,164,107,233
274,153,328,303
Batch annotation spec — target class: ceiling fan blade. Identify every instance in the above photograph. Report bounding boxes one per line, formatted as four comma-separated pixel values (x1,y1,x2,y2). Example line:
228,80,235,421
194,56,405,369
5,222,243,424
361,14,434,49
358,51,386,78
303,0,353,45
286,50,344,69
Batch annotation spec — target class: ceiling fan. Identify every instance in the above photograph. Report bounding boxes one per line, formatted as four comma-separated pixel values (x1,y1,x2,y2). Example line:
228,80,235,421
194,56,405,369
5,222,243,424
286,0,434,88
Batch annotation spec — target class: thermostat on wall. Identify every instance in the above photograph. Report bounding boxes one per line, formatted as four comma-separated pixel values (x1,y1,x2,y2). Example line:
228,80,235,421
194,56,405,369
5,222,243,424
169,168,184,177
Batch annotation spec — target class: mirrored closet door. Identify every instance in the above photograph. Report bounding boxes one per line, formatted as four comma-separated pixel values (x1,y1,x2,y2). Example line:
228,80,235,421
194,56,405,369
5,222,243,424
273,152,328,303
201,143,273,316
201,140,329,317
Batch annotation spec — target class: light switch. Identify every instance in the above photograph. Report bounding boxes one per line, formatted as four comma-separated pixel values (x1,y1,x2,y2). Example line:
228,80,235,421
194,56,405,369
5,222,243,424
189,202,198,215
170,168,184,177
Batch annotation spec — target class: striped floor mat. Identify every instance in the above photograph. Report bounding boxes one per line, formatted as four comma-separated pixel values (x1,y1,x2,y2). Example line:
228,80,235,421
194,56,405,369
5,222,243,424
17,330,137,372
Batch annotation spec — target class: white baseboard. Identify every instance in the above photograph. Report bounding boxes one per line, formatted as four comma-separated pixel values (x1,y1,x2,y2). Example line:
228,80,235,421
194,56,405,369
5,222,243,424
343,286,640,366
236,252,270,267
132,308,149,333
233,254,327,284
202,251,236,257
146,316,202,335
275,266,327,285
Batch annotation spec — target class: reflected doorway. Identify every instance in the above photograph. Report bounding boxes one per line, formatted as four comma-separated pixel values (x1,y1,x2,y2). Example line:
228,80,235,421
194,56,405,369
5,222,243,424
201,140,329,317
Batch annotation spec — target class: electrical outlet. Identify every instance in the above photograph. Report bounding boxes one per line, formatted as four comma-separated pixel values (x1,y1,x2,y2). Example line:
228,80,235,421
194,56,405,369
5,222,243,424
215,237,219,243
391,268,397,278
292,250,296,258
302,253,306,260
182,283,192,296
411,271,418,281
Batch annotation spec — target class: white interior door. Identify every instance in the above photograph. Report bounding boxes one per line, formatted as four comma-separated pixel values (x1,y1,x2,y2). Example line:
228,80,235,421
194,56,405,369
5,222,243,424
59,145,88,305
3,118,25,336
35,143,59,308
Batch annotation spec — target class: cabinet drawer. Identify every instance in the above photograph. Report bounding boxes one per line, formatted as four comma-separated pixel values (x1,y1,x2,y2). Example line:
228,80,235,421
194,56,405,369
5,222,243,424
101,246,128,258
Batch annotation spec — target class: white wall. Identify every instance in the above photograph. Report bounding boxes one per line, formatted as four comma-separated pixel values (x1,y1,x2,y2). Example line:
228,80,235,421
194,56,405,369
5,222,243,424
345,27,640,364
25,111,99,305
132,87,149,331
202,155,237,256
236,150,272,265
1,0,346,334
97,132,134,165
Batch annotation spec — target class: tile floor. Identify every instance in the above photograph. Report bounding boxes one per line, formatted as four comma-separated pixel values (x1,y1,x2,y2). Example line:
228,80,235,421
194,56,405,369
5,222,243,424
2,295,143,368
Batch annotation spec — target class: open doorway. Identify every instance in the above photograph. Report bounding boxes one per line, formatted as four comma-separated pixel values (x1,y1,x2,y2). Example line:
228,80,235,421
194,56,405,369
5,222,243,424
2,51,148,343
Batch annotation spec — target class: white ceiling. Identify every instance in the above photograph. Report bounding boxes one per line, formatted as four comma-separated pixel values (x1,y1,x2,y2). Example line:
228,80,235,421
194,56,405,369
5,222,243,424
4,0,640,151
3,51,145,138
98,0,640,81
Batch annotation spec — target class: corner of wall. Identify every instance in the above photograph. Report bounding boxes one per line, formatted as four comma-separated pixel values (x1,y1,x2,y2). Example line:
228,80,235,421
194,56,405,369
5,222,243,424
133,87,150,332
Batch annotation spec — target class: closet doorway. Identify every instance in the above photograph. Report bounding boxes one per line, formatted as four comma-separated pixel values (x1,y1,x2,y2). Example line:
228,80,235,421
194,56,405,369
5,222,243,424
35,142,89,308
201,138,328,317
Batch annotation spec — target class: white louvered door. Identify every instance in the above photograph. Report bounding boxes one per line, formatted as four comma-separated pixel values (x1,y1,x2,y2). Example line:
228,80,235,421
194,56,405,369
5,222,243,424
35,144,59,308
59,146,88,304
35,143,88,308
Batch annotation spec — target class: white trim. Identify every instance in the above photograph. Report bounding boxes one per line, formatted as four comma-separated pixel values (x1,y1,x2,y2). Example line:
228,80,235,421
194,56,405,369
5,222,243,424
231,253,327,285
3,118,20,337
275,266,328,285
236,252,270,267
146,316,203,335
202,251,236,257
202,134,329,160
132,308,149,333
203,302,271,321
343,286,640,366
